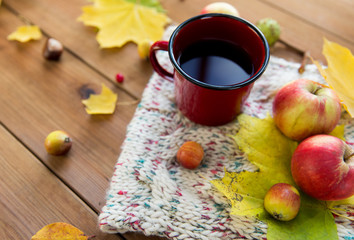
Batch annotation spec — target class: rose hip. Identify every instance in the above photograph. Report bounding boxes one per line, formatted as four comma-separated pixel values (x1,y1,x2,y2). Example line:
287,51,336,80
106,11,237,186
115,73,124,83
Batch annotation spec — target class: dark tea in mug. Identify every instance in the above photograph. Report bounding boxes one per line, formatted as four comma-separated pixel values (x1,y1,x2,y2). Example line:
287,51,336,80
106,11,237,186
150,14,269,126
178,39,254,86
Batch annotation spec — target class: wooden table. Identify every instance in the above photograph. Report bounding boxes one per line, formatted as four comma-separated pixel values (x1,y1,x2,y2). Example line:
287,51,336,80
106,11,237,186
1,0,353,239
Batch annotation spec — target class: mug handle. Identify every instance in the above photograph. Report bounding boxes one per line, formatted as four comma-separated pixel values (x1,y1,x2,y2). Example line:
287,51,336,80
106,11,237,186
149,41,174,82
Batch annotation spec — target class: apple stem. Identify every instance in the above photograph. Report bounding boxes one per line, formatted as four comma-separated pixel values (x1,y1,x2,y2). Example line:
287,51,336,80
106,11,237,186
346,152,354,165
344,144,354,164
311,85,322,95
347,152,354,159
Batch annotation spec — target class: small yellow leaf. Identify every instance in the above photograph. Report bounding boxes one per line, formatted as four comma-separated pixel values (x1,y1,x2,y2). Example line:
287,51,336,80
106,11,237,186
314,38,354,117
31,222,88,240
7,25,42,42
78,0,170,48
82,83,118,114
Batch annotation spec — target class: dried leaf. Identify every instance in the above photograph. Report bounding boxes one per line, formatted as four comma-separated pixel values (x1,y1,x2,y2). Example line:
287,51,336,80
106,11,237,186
82,83,118,114
31,222,89,240
7,25,42,42
211,114,345,240
313,38,354,117
78,0,170,48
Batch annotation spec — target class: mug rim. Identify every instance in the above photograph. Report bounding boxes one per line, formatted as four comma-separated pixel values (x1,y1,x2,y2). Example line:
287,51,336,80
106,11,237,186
168,13,270,90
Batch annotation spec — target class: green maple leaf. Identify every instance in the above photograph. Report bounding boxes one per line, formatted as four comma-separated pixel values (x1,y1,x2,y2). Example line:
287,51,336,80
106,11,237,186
211,114,349,240
266,195,337,240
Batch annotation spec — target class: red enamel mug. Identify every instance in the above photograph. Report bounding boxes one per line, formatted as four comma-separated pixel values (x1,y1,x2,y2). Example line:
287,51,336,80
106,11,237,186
150,14,269,126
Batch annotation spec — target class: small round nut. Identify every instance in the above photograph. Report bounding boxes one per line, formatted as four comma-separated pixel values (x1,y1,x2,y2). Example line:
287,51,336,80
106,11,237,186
43,38,63,61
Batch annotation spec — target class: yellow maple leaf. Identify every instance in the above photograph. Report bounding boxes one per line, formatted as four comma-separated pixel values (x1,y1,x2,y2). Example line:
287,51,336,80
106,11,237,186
313,38,354,117
212,114,298,217
78,0,170,48
31,222,89,240
82,83,118,114
7,25,42,42
212,114,348,217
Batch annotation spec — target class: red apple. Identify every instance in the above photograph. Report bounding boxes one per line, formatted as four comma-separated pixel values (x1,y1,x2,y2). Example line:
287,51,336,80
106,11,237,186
201,2,240,17
291,134,354,201
264,183,301,221
273,79,341,141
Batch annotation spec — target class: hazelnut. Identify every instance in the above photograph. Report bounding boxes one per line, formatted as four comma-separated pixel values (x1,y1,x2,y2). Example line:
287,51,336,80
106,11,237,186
43,38,63,61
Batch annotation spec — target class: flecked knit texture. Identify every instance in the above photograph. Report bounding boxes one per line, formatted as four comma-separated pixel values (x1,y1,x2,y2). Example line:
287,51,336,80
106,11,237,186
99,27,354,240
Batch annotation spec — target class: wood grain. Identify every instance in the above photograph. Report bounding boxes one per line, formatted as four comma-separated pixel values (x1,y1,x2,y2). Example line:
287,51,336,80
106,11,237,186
5,0,154,98
0,124,122,240
5,0,354,97
1,0,353,240
260,0,354,46
0,6,135,212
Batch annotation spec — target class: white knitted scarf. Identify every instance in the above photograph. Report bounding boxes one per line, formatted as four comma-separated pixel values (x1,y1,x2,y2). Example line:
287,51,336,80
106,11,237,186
99,27,354,240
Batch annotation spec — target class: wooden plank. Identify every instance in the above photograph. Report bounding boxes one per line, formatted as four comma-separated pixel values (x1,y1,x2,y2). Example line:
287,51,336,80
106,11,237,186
236,0,354,63
260,0,354,46
0,6,171,240
2,1,354,240
0,124,122,240
0,6,136,213
4,0,154,98
6,0,353,96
